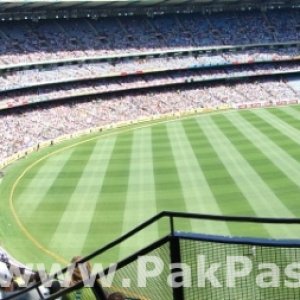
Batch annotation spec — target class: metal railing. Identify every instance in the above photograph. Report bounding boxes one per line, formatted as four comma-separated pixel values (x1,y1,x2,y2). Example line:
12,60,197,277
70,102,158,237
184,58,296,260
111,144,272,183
4,211,300,300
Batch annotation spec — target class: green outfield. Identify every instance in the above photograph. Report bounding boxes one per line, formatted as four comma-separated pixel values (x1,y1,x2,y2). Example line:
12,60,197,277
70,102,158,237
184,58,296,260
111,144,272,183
1,105,300,268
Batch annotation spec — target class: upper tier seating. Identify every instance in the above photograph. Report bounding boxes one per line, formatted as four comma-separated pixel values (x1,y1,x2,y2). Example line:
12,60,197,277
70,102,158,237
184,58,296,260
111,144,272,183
0,9,298,66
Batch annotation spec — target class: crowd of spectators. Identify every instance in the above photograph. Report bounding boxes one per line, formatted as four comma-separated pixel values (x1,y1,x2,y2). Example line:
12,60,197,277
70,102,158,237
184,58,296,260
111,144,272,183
0,62,298,109
0,8,297,106
0,9,298,165
0,266,57,300
0,78,298,164
0,47,298,92
0,255,125,300
0,9,298,66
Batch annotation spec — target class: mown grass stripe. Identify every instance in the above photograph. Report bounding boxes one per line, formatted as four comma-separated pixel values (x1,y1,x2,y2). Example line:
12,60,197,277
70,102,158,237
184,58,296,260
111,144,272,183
50,137,116,257
119,128,158,260
204,115,294,238
15,150,74,218
221,113,300,217
21,141,99,251
81,133,133,263
280,106,300,121
267,107,300,132
166,120,230,235
252,109,300,146
231,112,300,188
182,118,268,237
239,110,300,164
151,124,189,236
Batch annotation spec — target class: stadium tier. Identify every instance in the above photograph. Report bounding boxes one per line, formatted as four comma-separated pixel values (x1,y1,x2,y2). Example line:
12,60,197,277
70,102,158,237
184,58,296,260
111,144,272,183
0,9,299,66
0,63,299,108
1,50,299,92
0,76,299,165
0,3,298,110
0,0,300,300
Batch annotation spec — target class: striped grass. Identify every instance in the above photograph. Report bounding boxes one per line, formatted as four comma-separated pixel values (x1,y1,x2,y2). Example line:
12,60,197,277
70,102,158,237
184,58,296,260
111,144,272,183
0,105,300,267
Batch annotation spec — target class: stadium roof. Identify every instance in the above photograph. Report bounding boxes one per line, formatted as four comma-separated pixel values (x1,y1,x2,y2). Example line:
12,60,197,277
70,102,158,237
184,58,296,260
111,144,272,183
0,0,299,11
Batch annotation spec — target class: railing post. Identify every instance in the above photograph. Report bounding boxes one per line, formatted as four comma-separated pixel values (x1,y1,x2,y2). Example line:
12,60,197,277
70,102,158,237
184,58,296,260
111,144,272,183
170,215,175,235
169,235,185,300
92,277,107,300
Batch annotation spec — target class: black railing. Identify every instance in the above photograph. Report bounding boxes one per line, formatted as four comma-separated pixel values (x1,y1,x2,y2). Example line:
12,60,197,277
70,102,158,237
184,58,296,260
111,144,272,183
4,211,300,300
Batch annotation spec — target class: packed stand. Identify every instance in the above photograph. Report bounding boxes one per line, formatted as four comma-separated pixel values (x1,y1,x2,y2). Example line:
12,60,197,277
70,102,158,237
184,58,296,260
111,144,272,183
0,47,299,92
0,79,299,164
0,9,299,66
0,62,299,109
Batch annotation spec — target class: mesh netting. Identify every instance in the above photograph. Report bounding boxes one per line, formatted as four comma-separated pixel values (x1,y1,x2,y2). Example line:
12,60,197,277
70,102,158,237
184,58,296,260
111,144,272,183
180,238,300,300
103,240,173,300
